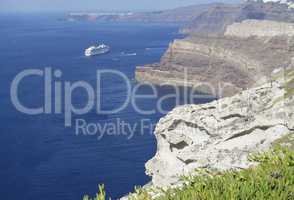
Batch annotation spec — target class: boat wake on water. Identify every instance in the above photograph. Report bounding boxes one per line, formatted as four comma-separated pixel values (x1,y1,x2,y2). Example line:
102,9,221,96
121,52,137,56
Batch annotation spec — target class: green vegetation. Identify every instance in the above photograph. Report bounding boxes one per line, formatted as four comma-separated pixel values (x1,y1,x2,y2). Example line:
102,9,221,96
270,68,294,106
273,133,294,151
129,187,152,200
286,74,294,98
149,134,294,200
151,147,294,200
281,68,294,98
84,138,294,200
83,185,109,200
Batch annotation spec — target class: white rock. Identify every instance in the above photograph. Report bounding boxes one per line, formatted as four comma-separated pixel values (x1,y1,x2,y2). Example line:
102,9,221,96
146,76,294,187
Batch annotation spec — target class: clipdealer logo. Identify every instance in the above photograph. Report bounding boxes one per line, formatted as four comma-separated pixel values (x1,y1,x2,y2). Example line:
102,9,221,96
11,68,132,127
10,67,217,138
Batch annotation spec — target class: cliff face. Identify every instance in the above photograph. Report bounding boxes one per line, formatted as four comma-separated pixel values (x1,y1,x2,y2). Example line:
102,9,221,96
134,7,294,192
225,19,294,37
119,2,294,200
184,1,294,35
122,69,294,198
136,25,294,97
134,2,294,91
133,0,294,93
121,3,294,199
145,69,294,187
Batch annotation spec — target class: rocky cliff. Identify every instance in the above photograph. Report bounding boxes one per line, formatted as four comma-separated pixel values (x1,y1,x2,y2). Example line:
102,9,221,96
120,68,294,200
132,4,294,196
136,21,294,97
225,19,294,37
183,1,294,35
125,2,294,199
145,68,294,188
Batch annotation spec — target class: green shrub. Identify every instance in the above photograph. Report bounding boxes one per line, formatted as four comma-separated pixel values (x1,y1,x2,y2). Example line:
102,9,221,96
155,146,294,200
83,145,294,200
83,184,109,200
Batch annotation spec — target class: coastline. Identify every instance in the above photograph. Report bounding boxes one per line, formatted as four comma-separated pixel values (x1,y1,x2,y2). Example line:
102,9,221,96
124,16,294,200
122,66,294,200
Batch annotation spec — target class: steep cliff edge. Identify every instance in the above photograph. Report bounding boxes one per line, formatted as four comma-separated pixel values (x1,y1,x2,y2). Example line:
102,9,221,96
145,68,294,188
124,2,294,199
136,20,294,97
120,68,294,200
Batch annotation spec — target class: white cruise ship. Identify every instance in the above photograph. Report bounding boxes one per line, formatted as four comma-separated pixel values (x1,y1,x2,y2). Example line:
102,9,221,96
85,44,110,57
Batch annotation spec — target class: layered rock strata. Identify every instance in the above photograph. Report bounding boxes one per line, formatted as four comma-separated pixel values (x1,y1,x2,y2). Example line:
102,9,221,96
136,20,294,97
225,19,294,38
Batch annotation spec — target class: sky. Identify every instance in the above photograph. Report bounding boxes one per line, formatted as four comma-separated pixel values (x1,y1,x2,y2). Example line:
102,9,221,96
0,0,240,13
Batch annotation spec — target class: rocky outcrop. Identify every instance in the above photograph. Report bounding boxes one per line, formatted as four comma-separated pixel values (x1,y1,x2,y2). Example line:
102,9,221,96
145,69,294,187
225,19,294,38
121,68,294,200
122,2,294,199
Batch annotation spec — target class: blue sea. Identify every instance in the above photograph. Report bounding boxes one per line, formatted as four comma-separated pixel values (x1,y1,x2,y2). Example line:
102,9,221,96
0,14,213,200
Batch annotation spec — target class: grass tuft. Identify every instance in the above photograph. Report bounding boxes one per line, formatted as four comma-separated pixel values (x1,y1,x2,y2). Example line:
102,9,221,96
83,184,110,200
83,136,294,200
152,146,294,200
